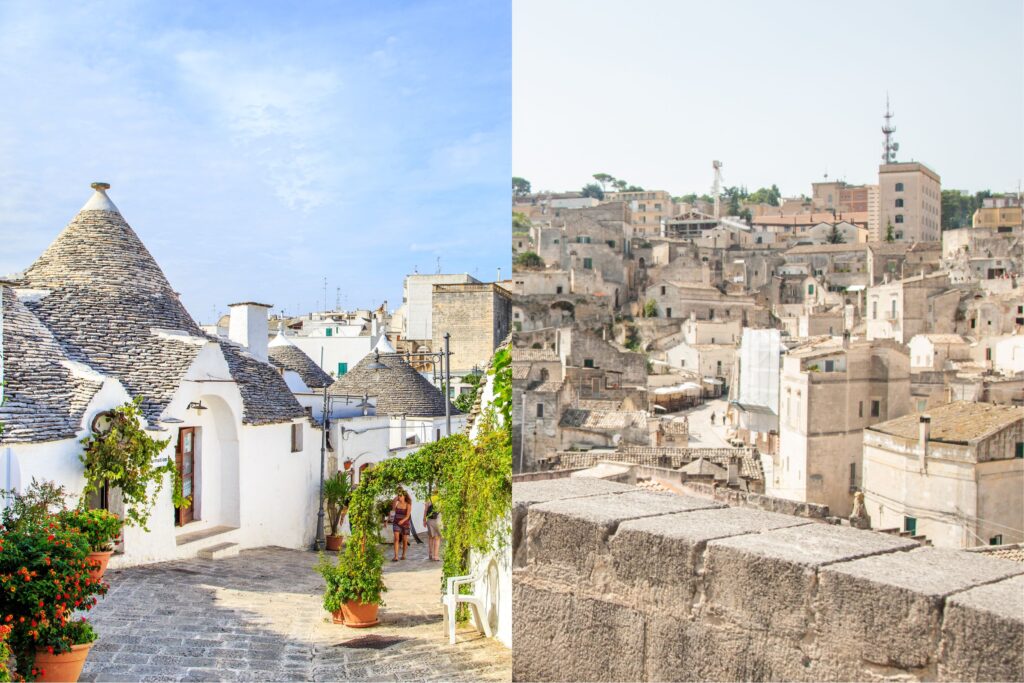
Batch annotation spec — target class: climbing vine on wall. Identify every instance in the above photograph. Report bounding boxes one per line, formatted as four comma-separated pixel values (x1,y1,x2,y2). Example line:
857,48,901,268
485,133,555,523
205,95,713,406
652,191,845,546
78,397,178,530
318,345,512,613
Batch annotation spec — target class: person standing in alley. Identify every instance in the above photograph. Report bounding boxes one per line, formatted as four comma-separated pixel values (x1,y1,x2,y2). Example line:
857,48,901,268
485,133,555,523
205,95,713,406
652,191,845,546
424,493,442,561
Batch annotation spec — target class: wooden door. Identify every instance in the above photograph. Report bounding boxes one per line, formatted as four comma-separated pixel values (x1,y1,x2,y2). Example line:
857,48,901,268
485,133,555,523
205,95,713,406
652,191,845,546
176,427,196,526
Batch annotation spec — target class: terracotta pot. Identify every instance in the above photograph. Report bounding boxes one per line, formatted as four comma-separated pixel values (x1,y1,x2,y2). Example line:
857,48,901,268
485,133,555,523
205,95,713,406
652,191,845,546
340,600,379,628
34,642,93,683
325,534,343,552
86,551,113,582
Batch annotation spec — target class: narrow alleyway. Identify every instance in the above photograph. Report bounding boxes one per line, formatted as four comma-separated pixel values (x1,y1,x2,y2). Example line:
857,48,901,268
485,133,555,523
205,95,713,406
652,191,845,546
80,543,510,682
675,398,732,448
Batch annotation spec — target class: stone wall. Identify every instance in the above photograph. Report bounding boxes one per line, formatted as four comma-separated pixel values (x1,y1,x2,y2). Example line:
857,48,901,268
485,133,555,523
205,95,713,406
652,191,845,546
513,477,1024,682
432,283,512,373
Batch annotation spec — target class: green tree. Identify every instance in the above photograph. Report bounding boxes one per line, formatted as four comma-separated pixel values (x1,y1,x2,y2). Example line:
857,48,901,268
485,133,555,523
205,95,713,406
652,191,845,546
612,179,628,192
643,299,658,317
592,173,615,191
581,183,605,200
453,372,483,413
513,251,544,270
826,224,846,244
512,177,531,197
885,220,896,242
512,211,531,234
747,184,781,206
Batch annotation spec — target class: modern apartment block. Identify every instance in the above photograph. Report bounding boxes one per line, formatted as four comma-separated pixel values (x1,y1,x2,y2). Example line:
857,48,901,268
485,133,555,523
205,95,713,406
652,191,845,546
879,162,942,242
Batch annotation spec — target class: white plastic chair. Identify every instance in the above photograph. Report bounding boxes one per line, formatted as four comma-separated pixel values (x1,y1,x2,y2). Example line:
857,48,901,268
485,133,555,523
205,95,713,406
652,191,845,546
442,570,492,644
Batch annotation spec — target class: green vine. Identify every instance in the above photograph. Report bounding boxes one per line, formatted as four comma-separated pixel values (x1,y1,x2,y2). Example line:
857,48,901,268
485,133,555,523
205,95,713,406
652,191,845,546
316,346,512,620
78,398,175,530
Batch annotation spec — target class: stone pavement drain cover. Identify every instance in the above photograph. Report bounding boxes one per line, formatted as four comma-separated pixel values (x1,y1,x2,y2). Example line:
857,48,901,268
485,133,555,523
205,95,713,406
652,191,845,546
335,635,408,650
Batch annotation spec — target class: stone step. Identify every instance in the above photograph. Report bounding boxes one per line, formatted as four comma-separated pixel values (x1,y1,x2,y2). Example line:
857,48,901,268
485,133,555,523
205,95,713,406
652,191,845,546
176,524,238,546
197,542,240,560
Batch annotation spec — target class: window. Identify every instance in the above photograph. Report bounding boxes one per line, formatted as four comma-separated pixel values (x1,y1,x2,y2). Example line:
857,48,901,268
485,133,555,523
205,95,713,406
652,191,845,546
891,300,897,319
849,463,857,490
539,368,549,381
986,349,992,361
291,423,303,453
583,358,595,368
895,198,904,208
990,535,1004,546
872,301,878,320
436,429,441,441
638,204,646,211
337,362,348,376
553,238,560,244
661,286,666,295
1016,442,1024,459
858,401,863,418
666,307,672,317
709,308,715,319
904,516,917,535
895,215,904,224
716,360,722,375
654,203,662,211
808,284,815,295
576,235,592,244
824,360,835,372
917,400,928,411
607,240,616,249
592,378,600,393
871,400,880,418
325,328,332,337
583,257,593,270
536,403,544,418
680,359,686,368
895,183,904,192
556,286,563,294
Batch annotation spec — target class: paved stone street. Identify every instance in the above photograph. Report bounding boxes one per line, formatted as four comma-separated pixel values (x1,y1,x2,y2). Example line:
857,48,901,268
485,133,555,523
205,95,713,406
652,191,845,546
80,542,510,682
676,398,731,448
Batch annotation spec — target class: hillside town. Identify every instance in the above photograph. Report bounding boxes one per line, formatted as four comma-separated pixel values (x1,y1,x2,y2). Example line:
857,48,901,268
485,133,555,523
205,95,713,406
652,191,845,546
511,109,1024,552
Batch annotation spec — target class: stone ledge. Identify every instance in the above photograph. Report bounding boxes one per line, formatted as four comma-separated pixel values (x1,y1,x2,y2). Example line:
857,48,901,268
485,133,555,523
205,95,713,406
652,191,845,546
513,484,1024,681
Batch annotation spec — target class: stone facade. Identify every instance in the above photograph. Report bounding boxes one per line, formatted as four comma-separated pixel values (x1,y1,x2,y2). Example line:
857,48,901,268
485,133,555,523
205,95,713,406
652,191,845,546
431,282,512,373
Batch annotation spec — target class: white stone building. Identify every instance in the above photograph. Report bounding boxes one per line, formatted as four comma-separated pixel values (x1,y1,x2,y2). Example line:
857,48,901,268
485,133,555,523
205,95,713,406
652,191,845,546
0,184,323,566
862,402,1024,548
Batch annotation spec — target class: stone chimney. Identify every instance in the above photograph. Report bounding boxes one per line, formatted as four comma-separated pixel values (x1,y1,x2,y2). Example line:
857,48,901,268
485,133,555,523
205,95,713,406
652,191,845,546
228,302,272,362
918,415,931,471
727,458,739,487
842,330,851,350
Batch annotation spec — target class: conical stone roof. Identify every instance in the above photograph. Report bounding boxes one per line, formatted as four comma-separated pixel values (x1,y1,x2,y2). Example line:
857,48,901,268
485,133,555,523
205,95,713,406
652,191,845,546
13,184,304,426
0,286,103,443
329,352,458,418
268,332,333,389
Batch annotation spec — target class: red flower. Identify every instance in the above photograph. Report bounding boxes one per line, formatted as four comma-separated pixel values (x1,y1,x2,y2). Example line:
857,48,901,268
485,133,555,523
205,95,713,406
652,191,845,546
46,534,54,542
37,600,43,608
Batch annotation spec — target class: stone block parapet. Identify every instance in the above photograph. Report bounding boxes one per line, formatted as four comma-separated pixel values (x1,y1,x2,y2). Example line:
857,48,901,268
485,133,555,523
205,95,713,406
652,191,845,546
512,478,1024,681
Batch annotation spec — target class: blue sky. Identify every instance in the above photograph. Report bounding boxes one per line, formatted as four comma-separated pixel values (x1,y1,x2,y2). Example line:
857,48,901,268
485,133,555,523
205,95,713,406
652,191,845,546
0,0,511,323
514,0,1023,199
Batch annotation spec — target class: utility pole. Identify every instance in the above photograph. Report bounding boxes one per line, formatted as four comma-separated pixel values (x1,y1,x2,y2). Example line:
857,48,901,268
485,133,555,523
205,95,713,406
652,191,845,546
444,332,452,435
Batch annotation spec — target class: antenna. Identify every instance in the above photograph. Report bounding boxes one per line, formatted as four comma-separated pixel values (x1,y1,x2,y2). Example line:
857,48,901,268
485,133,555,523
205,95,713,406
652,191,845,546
335,287,341,311
323,276,328,313
712,160,723,220
436,256,442,274
882,94,897,164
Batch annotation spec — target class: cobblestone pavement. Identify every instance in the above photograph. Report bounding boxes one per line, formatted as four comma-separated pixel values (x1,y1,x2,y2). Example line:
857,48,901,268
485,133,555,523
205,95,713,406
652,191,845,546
80,542,511,682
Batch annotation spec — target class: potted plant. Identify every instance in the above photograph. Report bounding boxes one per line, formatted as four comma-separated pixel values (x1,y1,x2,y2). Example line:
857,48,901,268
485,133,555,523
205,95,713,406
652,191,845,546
32,619,97,683
58,508,123,582
0,481,107,682
322,473,351,552
315,546,384,628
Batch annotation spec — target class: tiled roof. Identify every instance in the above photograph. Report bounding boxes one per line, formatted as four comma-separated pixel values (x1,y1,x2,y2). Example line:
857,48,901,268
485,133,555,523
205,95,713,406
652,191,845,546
268,338,333,389
512,346,558,362
329,352,458,418
0,287,103,443
219,342,307,425
969,544,1024,563
868,401,1024,444
560,408,647,431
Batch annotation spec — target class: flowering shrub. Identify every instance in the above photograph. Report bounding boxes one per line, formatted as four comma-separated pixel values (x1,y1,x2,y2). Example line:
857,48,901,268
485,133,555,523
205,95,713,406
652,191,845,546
58,508,123,553
0,624,11,682
0,482,107,680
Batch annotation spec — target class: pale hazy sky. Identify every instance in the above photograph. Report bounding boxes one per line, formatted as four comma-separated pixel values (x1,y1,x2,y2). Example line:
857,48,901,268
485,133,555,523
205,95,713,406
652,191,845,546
514,0,1023,198
0,1,510,323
